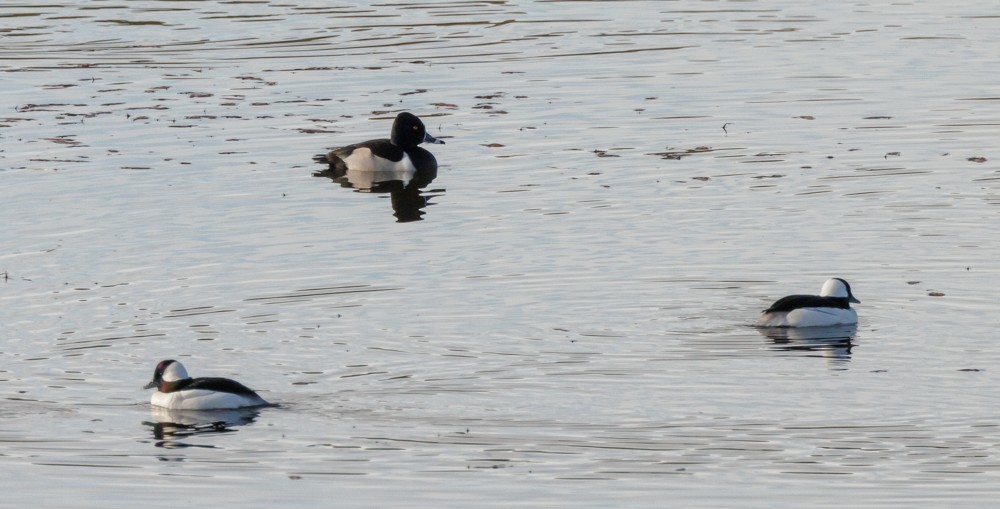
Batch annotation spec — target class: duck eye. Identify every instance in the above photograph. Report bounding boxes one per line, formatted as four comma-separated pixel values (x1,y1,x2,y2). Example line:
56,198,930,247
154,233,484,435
412,125,419,130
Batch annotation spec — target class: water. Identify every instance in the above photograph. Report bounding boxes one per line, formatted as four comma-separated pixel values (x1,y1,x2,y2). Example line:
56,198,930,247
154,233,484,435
2,0,1000,506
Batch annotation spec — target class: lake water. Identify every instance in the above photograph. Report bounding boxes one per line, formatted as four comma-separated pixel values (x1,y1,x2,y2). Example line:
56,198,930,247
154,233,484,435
2,0,1000,506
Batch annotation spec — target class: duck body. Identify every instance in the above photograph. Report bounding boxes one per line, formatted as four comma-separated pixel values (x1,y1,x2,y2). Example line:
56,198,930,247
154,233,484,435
144,359,269,410
756,278,860,328
315,112,443,175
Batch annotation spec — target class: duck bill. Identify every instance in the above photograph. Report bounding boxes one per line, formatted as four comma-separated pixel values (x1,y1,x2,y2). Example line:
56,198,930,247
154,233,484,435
423,132,444,145
850,296,860,303
143,379,157,390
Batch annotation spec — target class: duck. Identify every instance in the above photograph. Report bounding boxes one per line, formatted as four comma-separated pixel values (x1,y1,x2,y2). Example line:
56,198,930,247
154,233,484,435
143,359,269,410
314,112,444,174
755,278,860,327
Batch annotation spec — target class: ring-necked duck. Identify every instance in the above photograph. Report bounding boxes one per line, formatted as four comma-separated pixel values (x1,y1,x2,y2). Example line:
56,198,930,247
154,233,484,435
314,112,444,173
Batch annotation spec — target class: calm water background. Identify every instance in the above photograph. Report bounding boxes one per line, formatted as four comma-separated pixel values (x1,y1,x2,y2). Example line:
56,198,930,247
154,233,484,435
2,0,999,506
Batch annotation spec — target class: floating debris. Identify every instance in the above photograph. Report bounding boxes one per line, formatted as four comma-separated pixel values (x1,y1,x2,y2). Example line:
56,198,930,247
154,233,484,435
42,136,83,147
297,128,338,134
651,146,712,160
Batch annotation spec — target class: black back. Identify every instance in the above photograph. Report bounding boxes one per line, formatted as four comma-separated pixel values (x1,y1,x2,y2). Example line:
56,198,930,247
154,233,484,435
170,376,260,397
763,294,851,313
345,139,406,162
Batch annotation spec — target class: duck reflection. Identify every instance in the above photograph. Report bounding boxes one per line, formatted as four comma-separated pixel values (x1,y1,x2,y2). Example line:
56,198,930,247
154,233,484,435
313,165,440,223
758,324,857,362
143,406,264,448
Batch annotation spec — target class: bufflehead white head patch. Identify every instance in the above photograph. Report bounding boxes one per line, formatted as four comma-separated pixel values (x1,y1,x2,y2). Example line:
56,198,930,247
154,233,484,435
820,278,860,303
143,359,190,390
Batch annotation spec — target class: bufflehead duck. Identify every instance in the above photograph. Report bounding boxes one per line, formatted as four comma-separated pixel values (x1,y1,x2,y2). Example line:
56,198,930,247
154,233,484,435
143,359,269,410
314,112,444,174
756,278,860,327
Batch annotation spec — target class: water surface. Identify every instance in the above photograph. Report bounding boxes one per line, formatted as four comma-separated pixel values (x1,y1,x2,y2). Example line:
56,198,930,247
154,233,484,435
3,0,1000,506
